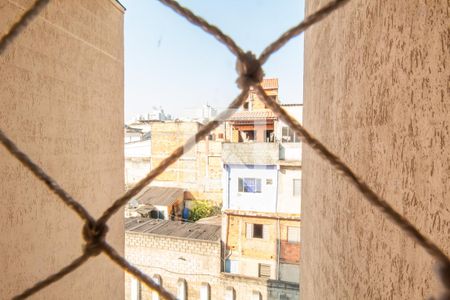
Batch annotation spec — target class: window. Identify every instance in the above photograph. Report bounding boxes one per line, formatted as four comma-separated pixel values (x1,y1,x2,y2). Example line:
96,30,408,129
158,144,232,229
177,279,187,300
265,130,274,142
225,259,239,273
218,133,224,139
241,130,255,142
246,223,268,239
287,226,300,243
200,282,211,300
266,178,273,185
258,263,271,278
152,275,162,300
238,178,262,193
282,126,300,143
293,179,301,196
130,278,141,300
252,291,262,300
225,287,236,300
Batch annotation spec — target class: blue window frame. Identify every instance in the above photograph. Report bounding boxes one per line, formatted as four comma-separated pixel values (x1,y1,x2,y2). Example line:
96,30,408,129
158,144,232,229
238,178,262,193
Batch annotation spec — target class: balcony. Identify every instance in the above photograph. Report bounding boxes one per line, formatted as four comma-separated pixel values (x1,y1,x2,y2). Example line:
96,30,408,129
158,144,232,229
279,143,302,162
222,142,280,165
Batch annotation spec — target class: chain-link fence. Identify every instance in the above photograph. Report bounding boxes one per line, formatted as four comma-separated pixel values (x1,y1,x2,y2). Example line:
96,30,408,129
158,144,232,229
0,0,449,299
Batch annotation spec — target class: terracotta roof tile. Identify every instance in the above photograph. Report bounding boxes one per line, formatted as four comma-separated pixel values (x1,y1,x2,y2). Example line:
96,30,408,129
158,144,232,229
261,78,278,89
228,110,276,121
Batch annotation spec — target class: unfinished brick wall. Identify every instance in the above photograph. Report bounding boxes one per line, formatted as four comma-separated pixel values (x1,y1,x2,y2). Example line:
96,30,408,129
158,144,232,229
0,0,124,298
151,121,223,203
227,215,277,260
280,221,301,264
302,0,450,299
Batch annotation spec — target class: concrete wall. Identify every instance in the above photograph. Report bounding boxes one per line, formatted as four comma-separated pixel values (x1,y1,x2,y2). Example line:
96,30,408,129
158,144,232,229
279,263,299,284
125,139,151,186
0,0,124,299
277,167,301,214
302,0,450,299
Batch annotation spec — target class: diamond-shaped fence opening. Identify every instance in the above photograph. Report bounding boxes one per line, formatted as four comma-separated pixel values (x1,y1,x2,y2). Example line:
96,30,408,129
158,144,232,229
0,0,448,299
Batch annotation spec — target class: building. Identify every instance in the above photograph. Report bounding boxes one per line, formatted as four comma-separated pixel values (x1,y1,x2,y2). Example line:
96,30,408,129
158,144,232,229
150,121,223,203
221,79,302,286
125,127,152,187
125,218,299,300
125,186,184,220
226,79,279,143
181,104,218,123
125,125,146,143
130,107,172,123
0,1,125,298
125,119,224,201
302,1,450,299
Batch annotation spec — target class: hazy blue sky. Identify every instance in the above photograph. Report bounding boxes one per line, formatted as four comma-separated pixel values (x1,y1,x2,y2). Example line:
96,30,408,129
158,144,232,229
122,0,305,121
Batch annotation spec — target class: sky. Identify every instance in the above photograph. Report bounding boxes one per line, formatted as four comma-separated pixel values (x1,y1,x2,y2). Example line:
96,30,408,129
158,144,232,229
122,0,305,122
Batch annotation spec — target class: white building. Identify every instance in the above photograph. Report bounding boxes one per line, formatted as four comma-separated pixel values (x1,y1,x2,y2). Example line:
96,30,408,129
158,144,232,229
222,104,303,215
221,103,302,284
124,138,151,186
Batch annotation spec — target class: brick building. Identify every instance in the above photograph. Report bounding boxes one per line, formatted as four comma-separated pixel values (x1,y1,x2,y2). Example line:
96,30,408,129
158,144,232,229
226,79,279,143
150,121,223,203
124,218,299,300
221,79,302,286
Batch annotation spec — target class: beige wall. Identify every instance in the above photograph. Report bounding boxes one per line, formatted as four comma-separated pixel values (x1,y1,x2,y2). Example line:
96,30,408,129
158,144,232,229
0,0,124,298
302,0,450,299
225,214,300,283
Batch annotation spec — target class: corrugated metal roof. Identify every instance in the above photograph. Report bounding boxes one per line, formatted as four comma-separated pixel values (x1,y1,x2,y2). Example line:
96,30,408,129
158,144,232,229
125,218,221,241
136,186,184,207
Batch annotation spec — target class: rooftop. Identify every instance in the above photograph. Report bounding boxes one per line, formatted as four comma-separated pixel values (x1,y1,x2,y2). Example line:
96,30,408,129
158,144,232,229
196,215,222,226
125,218,221,241
228,110,276,122
281,103,303,107
136,186,184,207
261,78,278,89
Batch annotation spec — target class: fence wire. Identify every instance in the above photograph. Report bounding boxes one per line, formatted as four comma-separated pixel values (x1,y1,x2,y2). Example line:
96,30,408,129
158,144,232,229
0,0,449,299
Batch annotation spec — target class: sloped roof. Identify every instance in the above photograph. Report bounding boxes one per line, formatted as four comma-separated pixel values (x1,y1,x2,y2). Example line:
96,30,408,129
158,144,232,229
228,110,276,121
125,218,221,241
136,186,184,207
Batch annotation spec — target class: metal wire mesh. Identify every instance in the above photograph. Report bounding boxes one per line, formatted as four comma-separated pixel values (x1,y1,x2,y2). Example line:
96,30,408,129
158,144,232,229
0,0,449,299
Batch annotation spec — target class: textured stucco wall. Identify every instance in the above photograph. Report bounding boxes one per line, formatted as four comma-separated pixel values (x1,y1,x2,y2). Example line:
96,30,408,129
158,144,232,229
302,0,449,299
0,0,124,298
